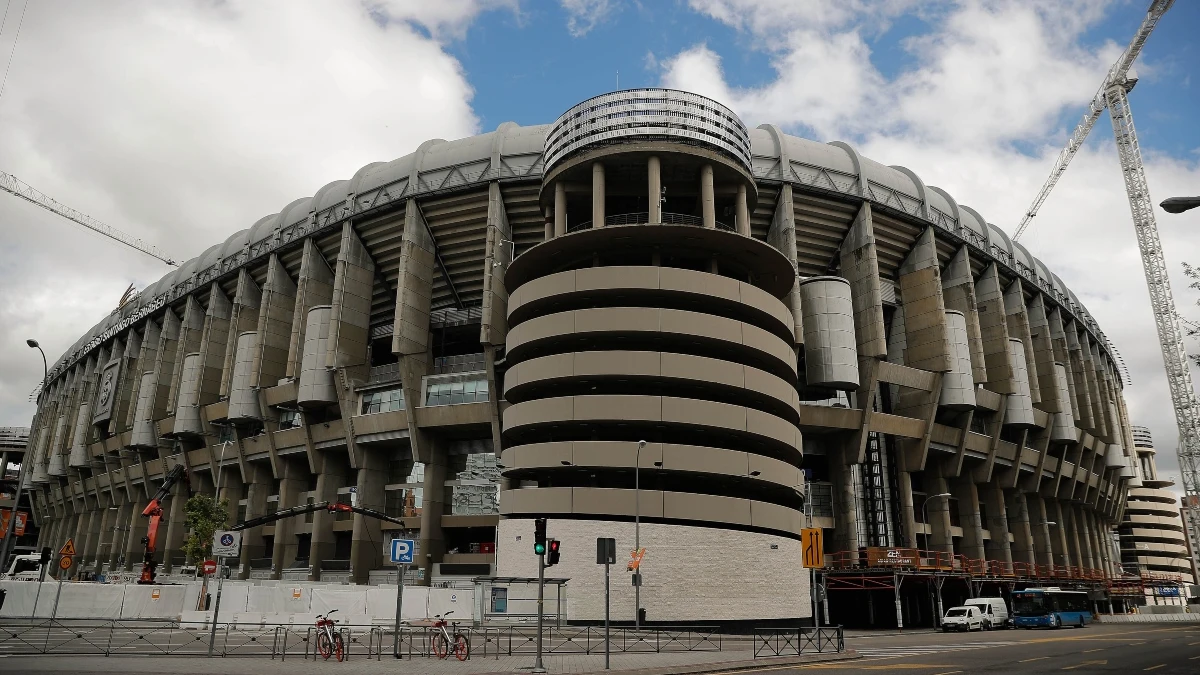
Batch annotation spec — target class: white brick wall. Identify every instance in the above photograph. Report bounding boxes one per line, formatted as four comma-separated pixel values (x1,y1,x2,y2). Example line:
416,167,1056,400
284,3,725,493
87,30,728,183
496,518,811,622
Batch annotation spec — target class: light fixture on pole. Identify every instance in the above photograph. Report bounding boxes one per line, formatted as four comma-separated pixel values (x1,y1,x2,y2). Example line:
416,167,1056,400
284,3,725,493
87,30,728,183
920,493,952,552
0,340,48,575
1160,196,1200,214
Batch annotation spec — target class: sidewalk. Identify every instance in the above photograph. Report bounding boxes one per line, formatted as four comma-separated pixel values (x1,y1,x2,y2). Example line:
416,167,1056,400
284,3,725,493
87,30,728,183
0,647,858,675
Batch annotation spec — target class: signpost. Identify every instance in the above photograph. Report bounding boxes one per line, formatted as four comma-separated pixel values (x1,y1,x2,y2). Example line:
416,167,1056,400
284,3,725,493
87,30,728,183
202,560,217,576
208,530,241,657
596,537,616,670
51,539,77,621
388,538,415,659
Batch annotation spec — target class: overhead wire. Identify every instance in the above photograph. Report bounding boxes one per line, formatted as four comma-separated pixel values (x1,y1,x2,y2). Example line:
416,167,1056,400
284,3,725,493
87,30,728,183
0,0,27,104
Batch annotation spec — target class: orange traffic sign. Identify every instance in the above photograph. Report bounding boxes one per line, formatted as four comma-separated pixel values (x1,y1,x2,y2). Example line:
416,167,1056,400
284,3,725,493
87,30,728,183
59,538,77,556
626,547,646,571
58,555,73,571
801,528,824,569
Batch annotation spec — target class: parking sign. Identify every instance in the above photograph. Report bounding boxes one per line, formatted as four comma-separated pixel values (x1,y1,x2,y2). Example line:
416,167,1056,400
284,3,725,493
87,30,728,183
212,530,242,558
389,538,415,564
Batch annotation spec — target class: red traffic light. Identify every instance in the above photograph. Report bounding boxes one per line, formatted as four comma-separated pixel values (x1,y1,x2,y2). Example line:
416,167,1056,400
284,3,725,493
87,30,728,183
547,538,561,566
548,540,560,553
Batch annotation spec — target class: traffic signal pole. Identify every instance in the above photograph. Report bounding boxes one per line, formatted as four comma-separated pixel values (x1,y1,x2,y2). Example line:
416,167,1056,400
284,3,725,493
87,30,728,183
533,550,546,673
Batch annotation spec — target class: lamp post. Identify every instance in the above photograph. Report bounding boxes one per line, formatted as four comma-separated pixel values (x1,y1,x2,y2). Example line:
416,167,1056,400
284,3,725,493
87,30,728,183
920,492,952,552
0,340,48,575
633,440,661,629
1160,196,1200,214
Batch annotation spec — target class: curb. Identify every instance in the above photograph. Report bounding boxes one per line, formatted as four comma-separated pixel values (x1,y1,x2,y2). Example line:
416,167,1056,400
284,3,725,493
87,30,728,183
469,650,860,675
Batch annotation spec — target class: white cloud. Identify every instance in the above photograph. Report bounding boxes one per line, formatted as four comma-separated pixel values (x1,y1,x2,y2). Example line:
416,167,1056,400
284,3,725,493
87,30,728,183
560,0,618,37
0,0,495,428
660,0,1200,489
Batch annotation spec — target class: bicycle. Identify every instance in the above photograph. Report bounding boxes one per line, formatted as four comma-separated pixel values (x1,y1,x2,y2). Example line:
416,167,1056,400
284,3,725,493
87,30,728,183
315,609,345,662
430,611,469,661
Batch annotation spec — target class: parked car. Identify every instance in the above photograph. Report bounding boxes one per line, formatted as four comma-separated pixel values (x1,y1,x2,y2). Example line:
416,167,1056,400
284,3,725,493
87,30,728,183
941,605,984,632
965,597,1010,630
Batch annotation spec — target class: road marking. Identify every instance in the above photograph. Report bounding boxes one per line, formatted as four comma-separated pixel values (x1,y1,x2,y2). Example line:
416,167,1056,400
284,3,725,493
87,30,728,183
1189,641,1200,646
1129,641,1146,645
1082,648,1105,653
1143,665,1165,671
933,671,963,675
1189,655,1200,660
1061,660,1107,670
1020,656,1049,662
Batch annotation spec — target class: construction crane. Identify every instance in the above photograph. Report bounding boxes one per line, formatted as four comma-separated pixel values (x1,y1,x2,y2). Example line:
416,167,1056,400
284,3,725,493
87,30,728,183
1013,0,1172,242
138,464,189,584
1013,1,1200,501
0,170,177,266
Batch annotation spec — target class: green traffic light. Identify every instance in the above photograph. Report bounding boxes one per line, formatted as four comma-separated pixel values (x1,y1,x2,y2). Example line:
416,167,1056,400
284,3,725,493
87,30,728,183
534,543,546,554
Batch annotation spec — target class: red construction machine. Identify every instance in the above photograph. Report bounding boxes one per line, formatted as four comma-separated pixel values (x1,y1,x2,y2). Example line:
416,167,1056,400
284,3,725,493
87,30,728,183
138,464,188,584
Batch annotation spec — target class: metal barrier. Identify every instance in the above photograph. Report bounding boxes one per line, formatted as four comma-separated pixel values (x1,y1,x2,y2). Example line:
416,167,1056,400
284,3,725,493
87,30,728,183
752,626,844,658
1,619,723,659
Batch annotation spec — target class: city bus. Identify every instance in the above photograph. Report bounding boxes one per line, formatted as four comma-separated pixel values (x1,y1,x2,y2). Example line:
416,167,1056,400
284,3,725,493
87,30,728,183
1011,587,1092,628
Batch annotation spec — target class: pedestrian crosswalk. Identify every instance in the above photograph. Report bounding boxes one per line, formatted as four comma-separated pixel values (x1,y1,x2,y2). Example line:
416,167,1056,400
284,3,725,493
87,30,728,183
855,640,1023,658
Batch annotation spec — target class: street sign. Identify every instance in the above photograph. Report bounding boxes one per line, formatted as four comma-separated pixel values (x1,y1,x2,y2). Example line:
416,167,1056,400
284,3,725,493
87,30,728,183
212,530,242,558
596,537,616,564
0,509,27,537
626,547,646,571
202,560,217,575
801,528,824,568
59,538,77,556
389,538,415,564
58,555,72,571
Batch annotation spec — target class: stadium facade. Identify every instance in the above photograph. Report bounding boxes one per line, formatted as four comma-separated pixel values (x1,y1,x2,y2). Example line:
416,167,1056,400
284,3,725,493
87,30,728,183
22,90,1144,623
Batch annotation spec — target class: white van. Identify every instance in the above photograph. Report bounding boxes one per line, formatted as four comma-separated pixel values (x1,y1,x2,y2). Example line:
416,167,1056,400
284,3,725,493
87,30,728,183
941,605,983,632
965,597,1010,629
0,554,44,581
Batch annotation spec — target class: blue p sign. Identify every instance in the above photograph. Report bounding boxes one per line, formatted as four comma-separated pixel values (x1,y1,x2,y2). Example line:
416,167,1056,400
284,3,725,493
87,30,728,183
390,538,415,564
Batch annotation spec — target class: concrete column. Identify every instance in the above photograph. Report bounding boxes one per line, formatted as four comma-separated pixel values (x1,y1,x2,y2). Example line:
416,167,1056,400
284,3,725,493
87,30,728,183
952,475,985,560
220,270,262,399
195,284,233,411
828,441,860,560
251,254,297,390
648,156,662,224
896,471,918,549
982,486,1012,563
898,228,952,373
216,466,244,535
1004,282,1041,404
839,203,887,358
1030,494,1055,567
1006,490,1035,565
350,449,388,584
286,240,335,379
592,162,605,228
309,458,346,581
160,486,187,573
735,183,749,236
124,498,149,572
942,246,988,383
1065,505,1085,570
418,437,448,585
238,464,272,578
1049,499,1071,567
927,472,954,555
1075,505,1095,570
271,459,307,576
554,181,567,237
81,498,107,572
700,164,715,229
976,265,1015,393
168,296,206,412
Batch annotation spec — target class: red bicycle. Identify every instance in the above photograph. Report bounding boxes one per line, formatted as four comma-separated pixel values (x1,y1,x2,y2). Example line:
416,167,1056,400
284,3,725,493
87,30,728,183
315,609,345,662
430,611,469,660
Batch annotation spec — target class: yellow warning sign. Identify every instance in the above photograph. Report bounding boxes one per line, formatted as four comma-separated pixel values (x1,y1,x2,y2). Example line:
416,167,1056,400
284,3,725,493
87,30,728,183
151,589,161,600
59,538,77,556
801,528,824,569
58,556,72,571
292,588,302,599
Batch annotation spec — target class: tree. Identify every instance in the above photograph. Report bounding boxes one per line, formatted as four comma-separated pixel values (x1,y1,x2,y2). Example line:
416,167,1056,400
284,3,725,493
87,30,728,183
181,493,229,566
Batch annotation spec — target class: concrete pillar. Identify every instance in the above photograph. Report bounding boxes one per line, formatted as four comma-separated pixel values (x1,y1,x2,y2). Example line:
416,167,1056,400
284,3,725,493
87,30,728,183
1076,505,1095,570
896,471,919,549
648,156,662,224
982,486,1012,563
418,437,448,585
237,464,272,578
1029,494,1054,567
251,254,297,390
309,458,346,581
81,498,107,572
927,472,954,554
975,265,1015,393
942,246,988,384
96,499,121,571
350,449,388,584
554,181,567,237
700,164,715,229
1006,490,1035,565
735,183,749,236
160,485,187,573
1004,282,1041,404
592,162,605,228
898,228,952,373
839,203,887,358
286,239,336,379
195,284,233,410
220,270,262,398
124,498,148,572
272,459,307,576
952,475,985,560
828,441,861,559
168,296,206,413
1065,325,1095,430
1065,505,1085,570
1049,499,1071,567
766,184,803,345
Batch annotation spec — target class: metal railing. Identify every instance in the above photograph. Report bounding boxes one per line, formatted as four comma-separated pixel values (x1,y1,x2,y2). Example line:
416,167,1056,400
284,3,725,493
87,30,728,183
824,548,1113,581
0,619,725,659
753,626,844,658
568,211,734,233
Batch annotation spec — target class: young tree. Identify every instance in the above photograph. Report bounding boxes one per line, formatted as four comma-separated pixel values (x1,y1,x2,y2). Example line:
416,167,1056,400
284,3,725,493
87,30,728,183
182,493,230,565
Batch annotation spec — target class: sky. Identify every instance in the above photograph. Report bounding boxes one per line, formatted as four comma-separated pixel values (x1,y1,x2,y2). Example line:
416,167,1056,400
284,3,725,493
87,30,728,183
0,0,1198,491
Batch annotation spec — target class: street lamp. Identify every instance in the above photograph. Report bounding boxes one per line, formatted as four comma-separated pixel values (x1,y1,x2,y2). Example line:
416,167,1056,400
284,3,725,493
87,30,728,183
1160,197,1200,214
633,440,661,629
0,340,48,575
920,493,952,552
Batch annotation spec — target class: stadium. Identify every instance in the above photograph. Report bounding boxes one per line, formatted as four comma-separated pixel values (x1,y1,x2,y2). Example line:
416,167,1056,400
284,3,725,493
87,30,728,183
18,89,1150,625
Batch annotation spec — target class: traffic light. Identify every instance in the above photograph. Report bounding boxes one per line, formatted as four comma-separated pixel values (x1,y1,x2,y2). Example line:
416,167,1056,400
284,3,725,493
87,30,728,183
547,539,561,567
533,518,547,555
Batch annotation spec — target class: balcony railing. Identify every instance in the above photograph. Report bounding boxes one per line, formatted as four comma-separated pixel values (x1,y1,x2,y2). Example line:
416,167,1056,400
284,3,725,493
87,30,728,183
568,211,734,233
434,352,486,375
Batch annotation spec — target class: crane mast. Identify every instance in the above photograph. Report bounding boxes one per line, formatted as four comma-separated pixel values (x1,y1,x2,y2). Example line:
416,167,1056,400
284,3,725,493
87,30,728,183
1013,0,1174,241
1105,80,1200,498
0,171,176,266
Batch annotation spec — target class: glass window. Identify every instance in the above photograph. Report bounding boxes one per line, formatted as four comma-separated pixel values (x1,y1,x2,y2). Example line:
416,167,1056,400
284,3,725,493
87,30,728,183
277,409,301,430
361,388,405,415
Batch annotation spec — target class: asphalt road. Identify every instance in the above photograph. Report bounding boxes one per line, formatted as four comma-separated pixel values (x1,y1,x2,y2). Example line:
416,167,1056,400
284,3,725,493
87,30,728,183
819,622,1200,673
